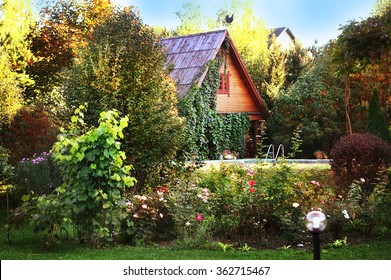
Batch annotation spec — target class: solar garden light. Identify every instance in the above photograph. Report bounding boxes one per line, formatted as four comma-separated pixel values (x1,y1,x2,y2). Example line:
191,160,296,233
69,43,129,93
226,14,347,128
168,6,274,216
305,210,327,260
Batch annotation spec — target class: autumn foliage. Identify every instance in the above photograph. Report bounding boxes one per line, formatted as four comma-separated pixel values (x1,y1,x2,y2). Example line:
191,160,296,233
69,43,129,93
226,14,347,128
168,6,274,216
330,133,391,204
1,105,57,162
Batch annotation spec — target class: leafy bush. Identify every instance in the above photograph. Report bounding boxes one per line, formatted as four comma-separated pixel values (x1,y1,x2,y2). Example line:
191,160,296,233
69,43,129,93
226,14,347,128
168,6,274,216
51,107,136,247
268,57,345,157
0,104,57,163
330,133,391,205
197,162,334,245
122,188,172,245
13,189,72,248
166,175,215,246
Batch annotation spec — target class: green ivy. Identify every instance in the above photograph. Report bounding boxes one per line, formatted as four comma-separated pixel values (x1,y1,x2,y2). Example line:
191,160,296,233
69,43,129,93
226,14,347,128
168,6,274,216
178,58,250,160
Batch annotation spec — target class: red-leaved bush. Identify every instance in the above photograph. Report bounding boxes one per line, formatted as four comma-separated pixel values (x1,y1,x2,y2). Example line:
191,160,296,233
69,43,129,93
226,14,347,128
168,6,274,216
1,104,58,163
330,133,391,205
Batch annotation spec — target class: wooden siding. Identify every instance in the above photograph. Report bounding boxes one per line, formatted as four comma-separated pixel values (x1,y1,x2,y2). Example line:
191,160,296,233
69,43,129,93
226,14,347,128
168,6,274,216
216,51,263,120
161,30,268,120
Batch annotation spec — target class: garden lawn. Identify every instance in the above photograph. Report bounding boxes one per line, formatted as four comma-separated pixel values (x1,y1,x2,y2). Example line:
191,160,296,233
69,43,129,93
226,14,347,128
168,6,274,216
1,221,390,260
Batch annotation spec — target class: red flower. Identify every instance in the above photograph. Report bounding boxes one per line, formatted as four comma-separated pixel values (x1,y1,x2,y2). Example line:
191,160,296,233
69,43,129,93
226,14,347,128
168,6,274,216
321,91,326,96
196,213,203,221
249,187,256,193
156,186,169,194
247,180,256,187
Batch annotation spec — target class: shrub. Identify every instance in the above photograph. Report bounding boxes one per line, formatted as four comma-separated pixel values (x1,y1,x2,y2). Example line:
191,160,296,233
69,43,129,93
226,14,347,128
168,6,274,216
122,188,172,245
166,175,215,246
0,104,57,163
51,107,136,247
330,133,391,205
198,162,334,245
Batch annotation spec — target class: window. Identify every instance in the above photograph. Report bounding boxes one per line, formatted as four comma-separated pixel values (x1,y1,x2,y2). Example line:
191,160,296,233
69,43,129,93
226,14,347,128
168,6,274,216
218,71,230,95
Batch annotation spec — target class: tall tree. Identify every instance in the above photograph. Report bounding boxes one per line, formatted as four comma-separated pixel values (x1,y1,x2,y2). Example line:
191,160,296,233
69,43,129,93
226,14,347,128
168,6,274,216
372,0,391,16
62,7,184,189
0,54,23,126
225,0,270,92
269,54,345,156
263,35,286,108
174,0,204,35
0,0,34,125
332,10,391,134
0,0,35,71
25,0,114,108
367,88,390,142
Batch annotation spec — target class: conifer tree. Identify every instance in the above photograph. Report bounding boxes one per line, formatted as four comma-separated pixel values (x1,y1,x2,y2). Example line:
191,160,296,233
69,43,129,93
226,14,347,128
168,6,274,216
367,88,390,142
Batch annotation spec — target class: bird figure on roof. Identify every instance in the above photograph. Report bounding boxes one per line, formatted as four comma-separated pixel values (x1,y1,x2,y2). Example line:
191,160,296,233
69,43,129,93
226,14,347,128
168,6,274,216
225,14,234,24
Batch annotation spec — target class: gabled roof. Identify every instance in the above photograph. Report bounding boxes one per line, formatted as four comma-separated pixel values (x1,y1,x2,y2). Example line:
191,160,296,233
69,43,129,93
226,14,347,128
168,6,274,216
271,27,296,42
160,30,268,117
160,30,227,96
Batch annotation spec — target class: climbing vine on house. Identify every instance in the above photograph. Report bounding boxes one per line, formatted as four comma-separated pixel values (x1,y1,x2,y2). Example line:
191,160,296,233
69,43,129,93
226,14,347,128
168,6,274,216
178,58,250,160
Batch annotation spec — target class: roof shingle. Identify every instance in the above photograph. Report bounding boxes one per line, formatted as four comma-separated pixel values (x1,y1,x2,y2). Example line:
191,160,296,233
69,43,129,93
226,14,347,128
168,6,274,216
160,30,228,96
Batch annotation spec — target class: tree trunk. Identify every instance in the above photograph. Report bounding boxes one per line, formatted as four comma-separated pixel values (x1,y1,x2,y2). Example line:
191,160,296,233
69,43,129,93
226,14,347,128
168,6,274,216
345,76,353,135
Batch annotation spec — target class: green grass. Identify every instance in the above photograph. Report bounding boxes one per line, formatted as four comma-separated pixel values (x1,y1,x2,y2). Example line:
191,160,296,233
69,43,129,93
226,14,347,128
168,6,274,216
1,223,390,260
201,161,331,173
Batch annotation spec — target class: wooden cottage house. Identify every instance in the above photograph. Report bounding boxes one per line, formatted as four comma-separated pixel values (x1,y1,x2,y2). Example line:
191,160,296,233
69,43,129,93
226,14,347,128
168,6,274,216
160,29,268,157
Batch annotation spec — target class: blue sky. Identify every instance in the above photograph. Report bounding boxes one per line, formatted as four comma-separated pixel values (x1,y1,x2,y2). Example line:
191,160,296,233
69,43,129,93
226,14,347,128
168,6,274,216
112,0,377,47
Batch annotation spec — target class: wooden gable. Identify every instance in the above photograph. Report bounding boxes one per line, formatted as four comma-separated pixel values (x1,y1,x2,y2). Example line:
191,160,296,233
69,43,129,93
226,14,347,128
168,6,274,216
160,30,268,120
216,39,267,120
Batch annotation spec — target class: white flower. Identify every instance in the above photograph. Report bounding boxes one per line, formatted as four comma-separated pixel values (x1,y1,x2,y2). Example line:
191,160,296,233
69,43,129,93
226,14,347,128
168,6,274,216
185,221,191,226
159,213,164,218
360,178,366,183
342,209,350,219
292,202,300,208
142,204,148,209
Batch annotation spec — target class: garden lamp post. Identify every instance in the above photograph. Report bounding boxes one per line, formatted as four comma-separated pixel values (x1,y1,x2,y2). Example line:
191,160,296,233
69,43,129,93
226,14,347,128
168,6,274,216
305,210,327,260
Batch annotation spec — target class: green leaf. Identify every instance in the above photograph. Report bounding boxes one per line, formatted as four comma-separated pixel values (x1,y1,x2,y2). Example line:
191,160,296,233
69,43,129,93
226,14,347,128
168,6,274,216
106,137,115,145
76,152,85,161
123,176,136,187
111,189,121,198
103,202,112,209
111,173,121,181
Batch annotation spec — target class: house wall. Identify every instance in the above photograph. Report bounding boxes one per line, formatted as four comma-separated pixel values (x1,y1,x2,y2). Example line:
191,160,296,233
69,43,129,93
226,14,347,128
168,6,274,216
215,52,262,120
